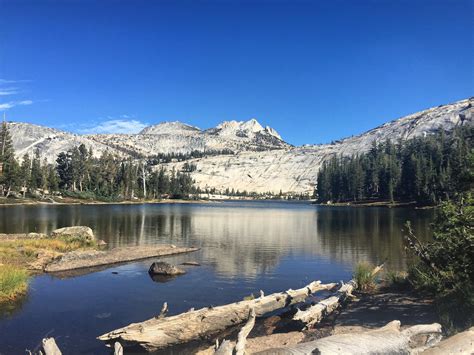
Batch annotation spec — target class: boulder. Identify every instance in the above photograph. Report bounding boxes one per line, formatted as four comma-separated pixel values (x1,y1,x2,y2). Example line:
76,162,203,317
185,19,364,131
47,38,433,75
51,226,95,242
27,232,48,239
149,261,186,276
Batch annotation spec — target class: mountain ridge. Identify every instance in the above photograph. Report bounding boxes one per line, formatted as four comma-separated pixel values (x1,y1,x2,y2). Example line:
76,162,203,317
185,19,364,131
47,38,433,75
7,97,473,193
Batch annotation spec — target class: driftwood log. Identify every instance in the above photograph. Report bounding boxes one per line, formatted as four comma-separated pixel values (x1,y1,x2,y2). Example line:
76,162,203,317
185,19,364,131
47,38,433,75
98,280,337,351
41,338,62,355
421,326,474,354
253,320,442,354
214,308,257,355
293,264,383,328
113,342,123,355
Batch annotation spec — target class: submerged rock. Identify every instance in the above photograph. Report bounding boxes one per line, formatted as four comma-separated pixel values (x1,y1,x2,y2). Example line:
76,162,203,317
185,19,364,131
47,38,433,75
181,261,201,266
51,226,95,242
149,261,186,276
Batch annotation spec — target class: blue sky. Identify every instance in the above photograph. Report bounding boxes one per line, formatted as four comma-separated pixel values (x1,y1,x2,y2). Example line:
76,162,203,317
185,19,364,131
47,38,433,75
1,0,472,145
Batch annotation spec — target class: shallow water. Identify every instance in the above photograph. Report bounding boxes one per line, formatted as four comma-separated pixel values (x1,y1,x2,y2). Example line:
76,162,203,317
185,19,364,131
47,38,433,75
0,201,434,354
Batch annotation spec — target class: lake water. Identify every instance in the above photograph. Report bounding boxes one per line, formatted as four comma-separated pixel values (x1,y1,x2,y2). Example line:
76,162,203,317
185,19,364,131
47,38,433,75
0,201,434,354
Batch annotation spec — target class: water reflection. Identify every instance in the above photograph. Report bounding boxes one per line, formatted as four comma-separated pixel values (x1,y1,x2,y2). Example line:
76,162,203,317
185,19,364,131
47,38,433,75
0,202,435,354
0,202,433,275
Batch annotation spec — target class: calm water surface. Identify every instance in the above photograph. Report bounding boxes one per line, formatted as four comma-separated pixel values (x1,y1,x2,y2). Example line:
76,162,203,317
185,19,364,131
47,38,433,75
0,201,434,354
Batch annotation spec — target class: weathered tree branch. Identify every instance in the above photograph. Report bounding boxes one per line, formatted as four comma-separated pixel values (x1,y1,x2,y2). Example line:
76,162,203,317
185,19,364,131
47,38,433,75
98,280,336,351
41,338,62,355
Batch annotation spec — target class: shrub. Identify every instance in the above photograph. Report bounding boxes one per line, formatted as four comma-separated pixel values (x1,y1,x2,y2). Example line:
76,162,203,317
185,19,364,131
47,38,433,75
385,270,409,289
353,262,376,291
406,193,473,332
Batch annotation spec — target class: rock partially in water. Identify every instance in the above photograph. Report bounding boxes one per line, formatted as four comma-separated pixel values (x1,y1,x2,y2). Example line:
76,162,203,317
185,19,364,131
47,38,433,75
149,274,179,283
51,226,95,242
149,261,186,276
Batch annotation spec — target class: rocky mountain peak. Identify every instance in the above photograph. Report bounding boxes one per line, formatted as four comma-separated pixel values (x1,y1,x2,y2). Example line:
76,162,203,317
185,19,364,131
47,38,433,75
213,118,282,140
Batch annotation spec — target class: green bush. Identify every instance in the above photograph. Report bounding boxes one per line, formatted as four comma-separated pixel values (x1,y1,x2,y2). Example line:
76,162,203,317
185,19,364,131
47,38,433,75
406,193,474,332
385,270,409,289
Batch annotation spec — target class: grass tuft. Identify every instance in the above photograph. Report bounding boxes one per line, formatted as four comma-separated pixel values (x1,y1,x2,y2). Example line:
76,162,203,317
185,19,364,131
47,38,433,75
353,262,376,291
0,265,29,301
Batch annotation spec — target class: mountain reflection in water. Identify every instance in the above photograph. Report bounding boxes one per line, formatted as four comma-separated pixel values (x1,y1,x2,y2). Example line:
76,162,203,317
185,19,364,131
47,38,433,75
0,201,433,275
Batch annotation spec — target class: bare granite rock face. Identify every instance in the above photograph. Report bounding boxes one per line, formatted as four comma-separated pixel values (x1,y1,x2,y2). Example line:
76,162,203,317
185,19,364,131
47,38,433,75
149,261,186,276
50,226,95,242
9,97,473,194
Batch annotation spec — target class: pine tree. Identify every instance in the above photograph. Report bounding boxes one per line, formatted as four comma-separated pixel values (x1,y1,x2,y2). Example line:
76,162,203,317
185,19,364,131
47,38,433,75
19,154,31,196
0,122,19,196
30,149,43,190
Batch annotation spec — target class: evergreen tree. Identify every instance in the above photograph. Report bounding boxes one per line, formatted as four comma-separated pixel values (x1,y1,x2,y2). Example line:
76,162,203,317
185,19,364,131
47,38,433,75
0,122,19,196
30,149,43,190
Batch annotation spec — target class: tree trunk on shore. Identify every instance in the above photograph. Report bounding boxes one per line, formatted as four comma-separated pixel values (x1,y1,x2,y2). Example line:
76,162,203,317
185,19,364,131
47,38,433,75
253,320,442,354
98,281,337,352
41,338,62,355
293,264,383,328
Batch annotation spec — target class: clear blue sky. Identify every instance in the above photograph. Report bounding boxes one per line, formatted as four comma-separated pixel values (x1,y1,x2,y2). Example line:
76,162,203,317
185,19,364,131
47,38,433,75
1,0,472,145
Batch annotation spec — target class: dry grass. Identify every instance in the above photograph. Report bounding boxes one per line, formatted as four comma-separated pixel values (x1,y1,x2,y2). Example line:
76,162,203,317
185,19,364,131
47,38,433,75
0,236,97,303
0,237,96,266
0,265,29,301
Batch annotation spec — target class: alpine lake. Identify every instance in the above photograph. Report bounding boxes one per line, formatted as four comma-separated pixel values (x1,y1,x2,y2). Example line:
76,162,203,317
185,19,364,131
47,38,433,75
0,201,434,354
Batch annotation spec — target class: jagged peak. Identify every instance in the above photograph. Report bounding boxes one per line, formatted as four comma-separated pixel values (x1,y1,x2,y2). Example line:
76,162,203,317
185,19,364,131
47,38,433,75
213,118,282,140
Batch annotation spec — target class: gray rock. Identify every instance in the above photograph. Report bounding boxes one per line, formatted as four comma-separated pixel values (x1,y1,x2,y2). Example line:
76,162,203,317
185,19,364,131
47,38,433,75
51,226,95,242
27,232,48,239
149,261,186,276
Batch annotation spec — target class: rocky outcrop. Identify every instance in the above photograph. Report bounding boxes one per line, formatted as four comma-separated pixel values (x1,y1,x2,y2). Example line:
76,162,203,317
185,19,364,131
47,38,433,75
7,122,125,163
51,226,95,242
44,246,199,272
165,98,473,194
148,261,186,276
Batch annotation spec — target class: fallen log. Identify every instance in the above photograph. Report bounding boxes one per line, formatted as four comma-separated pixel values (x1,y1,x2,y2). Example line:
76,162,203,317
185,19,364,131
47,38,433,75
98,280,337,351
41,338,62,355
293,264,383,328
235,308,256,355
421,326,474,354
253,320,442,354
214,308,257,355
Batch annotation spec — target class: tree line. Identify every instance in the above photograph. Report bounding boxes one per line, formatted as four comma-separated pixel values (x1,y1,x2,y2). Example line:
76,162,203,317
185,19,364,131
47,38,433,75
315,125,473,205
0,122,196,200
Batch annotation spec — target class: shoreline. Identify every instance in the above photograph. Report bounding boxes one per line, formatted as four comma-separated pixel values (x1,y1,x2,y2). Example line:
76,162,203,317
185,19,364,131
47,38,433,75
313,200,438,209
0,197,214,207
1,196,436,209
